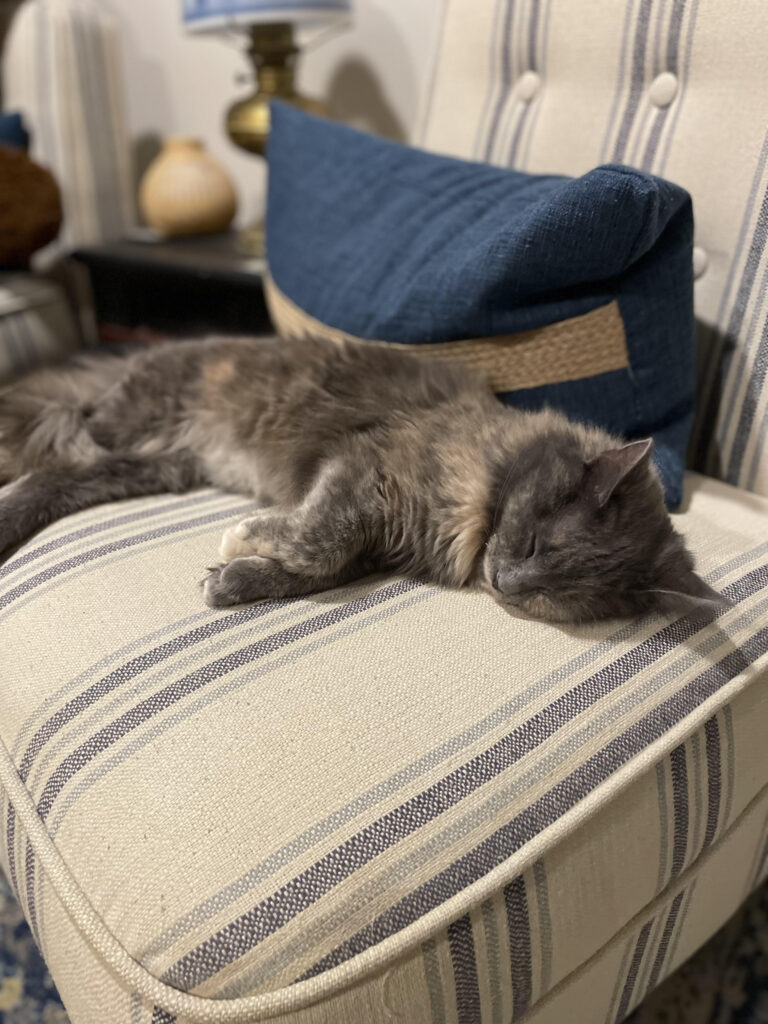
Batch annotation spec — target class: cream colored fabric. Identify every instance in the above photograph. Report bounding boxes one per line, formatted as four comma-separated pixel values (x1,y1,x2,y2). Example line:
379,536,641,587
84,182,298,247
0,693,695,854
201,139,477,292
266,276,630,393
421,0,768,497
20,783,768,1024
1,474,767,1022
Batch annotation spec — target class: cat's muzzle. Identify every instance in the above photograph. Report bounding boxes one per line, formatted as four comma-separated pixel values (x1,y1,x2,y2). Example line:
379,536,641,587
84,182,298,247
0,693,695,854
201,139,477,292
492,566,540,602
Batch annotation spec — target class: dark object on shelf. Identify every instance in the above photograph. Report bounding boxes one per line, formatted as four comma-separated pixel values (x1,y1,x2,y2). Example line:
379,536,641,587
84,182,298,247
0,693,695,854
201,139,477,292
0,110,29,149
69,233,273,341
0,144,62,267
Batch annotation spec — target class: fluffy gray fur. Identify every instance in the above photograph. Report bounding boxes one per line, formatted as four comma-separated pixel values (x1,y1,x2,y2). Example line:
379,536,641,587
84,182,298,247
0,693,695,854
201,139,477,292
0,335,725,623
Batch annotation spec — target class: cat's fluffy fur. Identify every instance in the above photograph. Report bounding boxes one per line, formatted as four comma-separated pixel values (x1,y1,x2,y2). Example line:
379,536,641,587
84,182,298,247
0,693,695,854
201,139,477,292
0,335,724,623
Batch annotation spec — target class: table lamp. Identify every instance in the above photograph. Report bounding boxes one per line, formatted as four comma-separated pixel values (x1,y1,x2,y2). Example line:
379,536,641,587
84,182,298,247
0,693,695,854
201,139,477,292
183,1,352,157
183,0,351,253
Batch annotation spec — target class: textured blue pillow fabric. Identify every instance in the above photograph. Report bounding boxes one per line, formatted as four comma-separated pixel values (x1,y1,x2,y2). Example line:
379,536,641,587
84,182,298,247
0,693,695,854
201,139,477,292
266,102,695,508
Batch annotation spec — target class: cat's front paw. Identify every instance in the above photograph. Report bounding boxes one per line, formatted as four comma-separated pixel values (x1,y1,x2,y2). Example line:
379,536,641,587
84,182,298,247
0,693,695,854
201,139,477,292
202,556,278,608
201,565,228,607
219,516,278,561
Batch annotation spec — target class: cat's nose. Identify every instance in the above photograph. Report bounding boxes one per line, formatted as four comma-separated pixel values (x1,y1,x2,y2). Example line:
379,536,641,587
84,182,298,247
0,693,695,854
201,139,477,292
494,567,538,597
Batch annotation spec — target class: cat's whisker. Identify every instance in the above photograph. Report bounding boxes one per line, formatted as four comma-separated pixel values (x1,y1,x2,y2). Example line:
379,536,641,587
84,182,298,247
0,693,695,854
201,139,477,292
490,462,517,531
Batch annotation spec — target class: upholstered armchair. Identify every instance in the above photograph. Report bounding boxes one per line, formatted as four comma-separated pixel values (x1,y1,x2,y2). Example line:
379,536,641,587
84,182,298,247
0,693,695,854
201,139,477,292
1,2,767,1022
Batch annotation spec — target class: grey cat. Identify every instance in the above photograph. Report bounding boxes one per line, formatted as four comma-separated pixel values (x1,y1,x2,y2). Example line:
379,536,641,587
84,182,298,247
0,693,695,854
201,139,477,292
0,334,725,623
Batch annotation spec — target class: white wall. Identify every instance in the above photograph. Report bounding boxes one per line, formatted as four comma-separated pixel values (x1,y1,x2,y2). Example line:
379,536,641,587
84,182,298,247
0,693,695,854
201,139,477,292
98,0,444,227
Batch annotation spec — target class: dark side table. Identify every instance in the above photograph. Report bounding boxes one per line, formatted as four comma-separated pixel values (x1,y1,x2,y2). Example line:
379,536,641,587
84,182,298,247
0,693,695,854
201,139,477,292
70,232,273,343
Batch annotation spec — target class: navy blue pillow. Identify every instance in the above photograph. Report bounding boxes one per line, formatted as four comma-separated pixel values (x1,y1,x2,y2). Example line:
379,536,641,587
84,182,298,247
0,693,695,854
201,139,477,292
266,102,695,508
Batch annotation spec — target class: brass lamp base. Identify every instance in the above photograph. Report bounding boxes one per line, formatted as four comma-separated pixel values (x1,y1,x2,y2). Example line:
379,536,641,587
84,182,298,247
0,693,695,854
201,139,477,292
227,23,326,258
235,220,266,258
227,23,326,157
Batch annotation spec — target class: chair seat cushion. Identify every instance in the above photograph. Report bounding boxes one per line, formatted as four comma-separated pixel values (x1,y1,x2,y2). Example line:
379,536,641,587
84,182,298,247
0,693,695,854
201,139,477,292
1,473,767,1024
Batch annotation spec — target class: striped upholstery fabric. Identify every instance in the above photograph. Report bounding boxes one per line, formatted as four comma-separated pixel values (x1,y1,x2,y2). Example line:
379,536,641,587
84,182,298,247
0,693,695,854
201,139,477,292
0,274,81,385
2,0,135,248
1,474,767,1022
419,0,768,497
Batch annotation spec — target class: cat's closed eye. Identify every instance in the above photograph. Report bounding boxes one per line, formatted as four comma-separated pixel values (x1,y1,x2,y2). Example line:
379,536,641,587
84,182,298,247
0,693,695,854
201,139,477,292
525,533,562,559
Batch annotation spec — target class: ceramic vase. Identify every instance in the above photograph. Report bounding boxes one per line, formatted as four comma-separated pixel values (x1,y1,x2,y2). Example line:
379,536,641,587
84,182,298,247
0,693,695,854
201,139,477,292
139,137,237,237
0,146,62,267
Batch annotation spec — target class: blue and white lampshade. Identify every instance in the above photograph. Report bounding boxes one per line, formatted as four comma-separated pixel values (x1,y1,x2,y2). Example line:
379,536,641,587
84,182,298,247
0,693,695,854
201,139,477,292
183,0,351,32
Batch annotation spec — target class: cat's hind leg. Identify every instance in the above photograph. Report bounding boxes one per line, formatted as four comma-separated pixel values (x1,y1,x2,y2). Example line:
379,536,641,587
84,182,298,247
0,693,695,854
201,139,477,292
0,352,126,482
0,452,202,558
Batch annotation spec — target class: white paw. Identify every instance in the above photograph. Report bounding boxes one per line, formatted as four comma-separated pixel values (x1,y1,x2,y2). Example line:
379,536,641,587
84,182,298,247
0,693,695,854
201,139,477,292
219,524,254,560
219,519,277,561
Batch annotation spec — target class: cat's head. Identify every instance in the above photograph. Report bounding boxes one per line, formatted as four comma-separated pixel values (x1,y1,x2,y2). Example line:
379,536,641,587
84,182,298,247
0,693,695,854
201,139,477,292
483,427,727,624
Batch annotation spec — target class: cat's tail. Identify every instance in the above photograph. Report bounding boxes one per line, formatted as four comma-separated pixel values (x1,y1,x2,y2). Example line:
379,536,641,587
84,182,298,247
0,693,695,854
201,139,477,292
0,352,126,482
0,452,203,559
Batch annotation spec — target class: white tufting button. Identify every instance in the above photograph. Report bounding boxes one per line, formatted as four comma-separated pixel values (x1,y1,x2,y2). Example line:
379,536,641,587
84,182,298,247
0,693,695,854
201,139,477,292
693,245,709,279
649,71,678,107
516,70,541,102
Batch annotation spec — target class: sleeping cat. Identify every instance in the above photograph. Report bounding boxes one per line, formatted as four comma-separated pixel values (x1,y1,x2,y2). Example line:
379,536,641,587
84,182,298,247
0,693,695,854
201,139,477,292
0,334,725,623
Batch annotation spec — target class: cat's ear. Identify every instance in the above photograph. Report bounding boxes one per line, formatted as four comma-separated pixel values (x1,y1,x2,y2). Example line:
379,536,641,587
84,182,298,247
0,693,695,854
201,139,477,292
586,438,653,507
650,573,733,620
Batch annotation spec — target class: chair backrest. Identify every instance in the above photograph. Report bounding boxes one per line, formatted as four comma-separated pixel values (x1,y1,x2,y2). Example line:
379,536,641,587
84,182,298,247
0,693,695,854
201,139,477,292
419,0,768,497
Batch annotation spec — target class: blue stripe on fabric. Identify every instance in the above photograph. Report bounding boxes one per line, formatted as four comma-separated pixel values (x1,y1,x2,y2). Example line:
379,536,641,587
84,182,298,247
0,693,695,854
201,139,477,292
504,873,532,1020
600,0,638,163
708,179,768,479
18,593,298,780
517,0,553,171
643,888,685,997
4,800,19,904
447,914,482,1024
0,492,223,581
726,296,768,485
482,0,517,161
24,840,40,950
702,715,722,850
422,936,448,1024
472,0,508,160
693,127,768,471
668,743,689,878
0,504,253,613
614,919,653,1022
506,0,541,169
150,1008,175,1024
611,0,653,163
35,580,421,821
